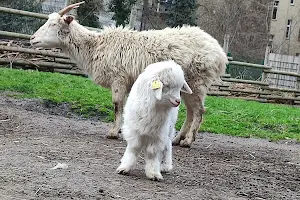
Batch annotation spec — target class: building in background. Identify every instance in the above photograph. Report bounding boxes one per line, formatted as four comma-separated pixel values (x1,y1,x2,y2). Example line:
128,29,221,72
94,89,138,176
269,0,300,56
264,0,300,89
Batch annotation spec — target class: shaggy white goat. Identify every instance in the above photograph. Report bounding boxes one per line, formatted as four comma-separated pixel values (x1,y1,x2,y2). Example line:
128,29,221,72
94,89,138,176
30,2,228,148
116,60,192,181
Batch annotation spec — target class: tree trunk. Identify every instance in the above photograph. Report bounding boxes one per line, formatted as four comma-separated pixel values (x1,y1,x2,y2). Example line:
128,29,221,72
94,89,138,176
139,0,149,31
128,4,138,29
129,0,144,29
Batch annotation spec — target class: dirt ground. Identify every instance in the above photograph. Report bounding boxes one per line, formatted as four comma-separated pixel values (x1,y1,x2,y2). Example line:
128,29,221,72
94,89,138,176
0,94,300,200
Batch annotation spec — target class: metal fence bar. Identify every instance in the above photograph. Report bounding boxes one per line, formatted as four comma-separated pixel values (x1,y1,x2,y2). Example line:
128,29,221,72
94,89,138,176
221,78,269,86
0,30,31,40
0,6,48,19
229,60,272,70
0,6,101,32
264,69,300,78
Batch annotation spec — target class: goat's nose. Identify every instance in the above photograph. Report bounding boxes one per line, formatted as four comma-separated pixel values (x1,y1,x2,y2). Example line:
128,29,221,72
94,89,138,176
175,99,181,104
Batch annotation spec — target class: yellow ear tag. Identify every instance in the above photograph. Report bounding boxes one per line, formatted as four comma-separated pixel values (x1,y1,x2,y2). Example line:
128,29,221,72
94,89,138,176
151,80,161,90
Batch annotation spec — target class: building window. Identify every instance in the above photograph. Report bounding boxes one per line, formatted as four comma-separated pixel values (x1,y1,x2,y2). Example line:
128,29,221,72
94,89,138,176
296,53,299,56
290,0,294,5
298,28,300,41
286,19,292,39
272,1,279,19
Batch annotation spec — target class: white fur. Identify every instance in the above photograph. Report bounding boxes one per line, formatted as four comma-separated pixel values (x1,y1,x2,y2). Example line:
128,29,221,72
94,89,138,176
116,60,192,181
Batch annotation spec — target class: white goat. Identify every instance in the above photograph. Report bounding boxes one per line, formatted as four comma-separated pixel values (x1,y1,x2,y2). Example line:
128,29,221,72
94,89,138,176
30,2,228,148
116,60,192,181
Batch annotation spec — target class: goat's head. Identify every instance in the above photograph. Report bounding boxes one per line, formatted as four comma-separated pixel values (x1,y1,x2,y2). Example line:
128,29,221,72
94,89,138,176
149,61,193,107
30,1,85,48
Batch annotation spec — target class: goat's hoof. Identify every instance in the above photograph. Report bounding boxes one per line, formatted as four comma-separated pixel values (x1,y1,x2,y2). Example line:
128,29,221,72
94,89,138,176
106,135,119,139
161,164,173,173
107,129,121,139
172,140,179,146
179,139,192,148
150,176,163,181
146,172,163,181
116,167,130,175
172,136,182,146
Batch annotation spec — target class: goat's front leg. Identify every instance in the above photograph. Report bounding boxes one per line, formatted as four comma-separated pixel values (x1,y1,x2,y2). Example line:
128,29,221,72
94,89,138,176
145,145,163,181
107,83,127,139
116,140,142,175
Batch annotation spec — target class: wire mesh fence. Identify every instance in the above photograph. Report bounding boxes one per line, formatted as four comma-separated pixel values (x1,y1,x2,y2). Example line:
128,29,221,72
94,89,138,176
267,53,300,89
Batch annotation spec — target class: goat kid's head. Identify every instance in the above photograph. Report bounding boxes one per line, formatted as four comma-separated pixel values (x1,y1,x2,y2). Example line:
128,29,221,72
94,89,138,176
150,66,193,107
30,1,85,48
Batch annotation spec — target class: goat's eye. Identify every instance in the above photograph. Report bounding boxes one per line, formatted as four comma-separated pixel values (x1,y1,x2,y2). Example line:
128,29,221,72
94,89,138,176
49,23,56,27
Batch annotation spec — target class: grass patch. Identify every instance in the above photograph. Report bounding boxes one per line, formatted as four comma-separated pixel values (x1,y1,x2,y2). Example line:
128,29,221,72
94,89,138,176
1,68,299,141
0,68,114,121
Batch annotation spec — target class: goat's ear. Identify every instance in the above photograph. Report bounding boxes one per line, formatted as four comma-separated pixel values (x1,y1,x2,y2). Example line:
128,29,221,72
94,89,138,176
150,80,163,100
64,15,74,25
181,80,193,94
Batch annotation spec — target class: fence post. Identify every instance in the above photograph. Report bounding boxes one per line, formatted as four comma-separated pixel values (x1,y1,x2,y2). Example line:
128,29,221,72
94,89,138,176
223,34,230,55
262,37,272,82
262,34,274,89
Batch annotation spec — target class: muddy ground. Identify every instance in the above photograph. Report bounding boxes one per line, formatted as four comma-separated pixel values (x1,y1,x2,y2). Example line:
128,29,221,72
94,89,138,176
0,94,300,200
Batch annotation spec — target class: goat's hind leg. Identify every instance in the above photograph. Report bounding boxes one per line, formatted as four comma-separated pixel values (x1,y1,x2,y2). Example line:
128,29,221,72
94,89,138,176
172,93,193,146
107,82,127,139
179,91,206,148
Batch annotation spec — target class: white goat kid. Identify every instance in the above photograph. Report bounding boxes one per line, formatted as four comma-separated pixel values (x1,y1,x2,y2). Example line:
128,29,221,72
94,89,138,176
30,2,228,148
116,60,192,181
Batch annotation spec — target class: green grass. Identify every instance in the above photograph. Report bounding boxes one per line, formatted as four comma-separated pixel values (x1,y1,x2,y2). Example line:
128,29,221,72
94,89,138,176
0,68,113,121
1,68,299,141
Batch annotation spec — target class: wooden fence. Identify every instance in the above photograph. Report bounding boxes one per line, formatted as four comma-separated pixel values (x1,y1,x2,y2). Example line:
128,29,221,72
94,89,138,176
0,6,300,105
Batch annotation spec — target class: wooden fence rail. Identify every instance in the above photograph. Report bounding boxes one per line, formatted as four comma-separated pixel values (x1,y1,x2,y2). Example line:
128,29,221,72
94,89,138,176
0,58,74,70
1,6,300,105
